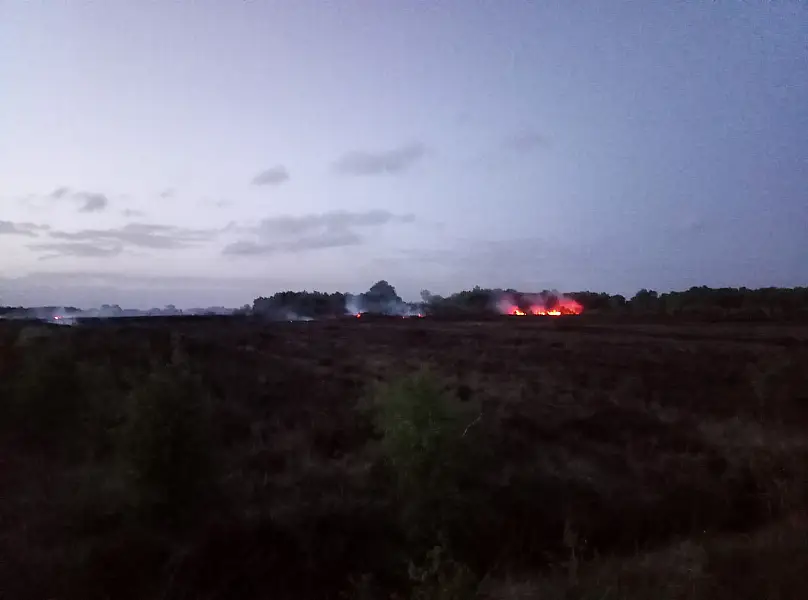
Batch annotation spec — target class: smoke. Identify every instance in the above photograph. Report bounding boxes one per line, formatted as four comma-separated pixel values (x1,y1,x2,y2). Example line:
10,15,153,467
344,294,364,316
343,293,422,318
282,311,313,322
0,304,239,326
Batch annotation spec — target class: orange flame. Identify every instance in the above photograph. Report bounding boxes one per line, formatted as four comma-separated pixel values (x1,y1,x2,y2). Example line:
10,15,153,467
505,298,582,317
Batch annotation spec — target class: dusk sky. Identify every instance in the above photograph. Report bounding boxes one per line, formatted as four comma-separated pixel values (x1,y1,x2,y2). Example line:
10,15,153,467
1,1,806,308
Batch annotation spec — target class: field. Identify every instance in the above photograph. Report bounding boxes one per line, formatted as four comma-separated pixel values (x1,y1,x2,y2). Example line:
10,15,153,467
1,316,808,599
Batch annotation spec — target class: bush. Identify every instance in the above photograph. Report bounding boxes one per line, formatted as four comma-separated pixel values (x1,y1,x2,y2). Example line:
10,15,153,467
122,367,217,522
369,370,482,587
372,371,480,494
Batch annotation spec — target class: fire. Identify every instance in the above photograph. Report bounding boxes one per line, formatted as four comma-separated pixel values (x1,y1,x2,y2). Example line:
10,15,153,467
505,298,583,317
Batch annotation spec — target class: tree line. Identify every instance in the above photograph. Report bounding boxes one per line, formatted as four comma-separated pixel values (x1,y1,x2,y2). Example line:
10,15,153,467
3,283,806,321
250,282,808,321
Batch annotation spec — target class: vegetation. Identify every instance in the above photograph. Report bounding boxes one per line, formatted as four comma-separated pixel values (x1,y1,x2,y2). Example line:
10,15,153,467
4,284,808,321
1,309,807,598
251,283,808,321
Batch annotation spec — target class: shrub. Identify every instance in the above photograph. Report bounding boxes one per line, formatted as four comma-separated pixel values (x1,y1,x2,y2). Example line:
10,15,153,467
369,370,483,576
373,371,480,483
122,367,217,522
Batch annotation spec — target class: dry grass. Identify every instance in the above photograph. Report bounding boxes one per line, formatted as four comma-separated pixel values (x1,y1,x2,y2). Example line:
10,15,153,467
481,512,808,600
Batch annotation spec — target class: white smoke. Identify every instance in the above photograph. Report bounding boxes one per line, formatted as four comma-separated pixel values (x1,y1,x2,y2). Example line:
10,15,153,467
343,293,422,317
344,294,364,316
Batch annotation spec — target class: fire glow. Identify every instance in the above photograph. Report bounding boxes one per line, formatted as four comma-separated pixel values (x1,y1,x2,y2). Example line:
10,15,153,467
499,296,583,317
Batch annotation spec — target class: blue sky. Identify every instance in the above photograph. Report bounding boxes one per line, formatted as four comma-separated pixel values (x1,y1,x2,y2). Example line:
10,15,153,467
1,0,806,308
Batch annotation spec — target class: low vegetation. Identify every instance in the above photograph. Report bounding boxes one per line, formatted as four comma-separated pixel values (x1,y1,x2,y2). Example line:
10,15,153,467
1,316,807,598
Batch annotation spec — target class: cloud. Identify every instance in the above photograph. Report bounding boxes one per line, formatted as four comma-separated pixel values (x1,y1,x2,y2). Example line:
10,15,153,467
0,221,47,237
505,131,546,153
252,209,413,237
28,242,124,259
159,188,176,199
201,198,232,209
224,209,414,257
251,166,290,186
12,188,104,213
121,209,146,218
49,186,71,199
45,222,221,250
223,230,362,256
333,143,426,176
73,191,110,212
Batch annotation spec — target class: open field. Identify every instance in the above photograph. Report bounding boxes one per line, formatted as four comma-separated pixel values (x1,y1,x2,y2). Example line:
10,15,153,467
2,316,808,599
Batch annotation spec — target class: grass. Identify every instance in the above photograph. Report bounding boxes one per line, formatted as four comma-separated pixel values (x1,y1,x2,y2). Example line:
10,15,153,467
0,317,807,598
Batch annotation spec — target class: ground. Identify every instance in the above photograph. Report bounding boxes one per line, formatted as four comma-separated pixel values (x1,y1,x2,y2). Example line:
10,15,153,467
1,316,807,599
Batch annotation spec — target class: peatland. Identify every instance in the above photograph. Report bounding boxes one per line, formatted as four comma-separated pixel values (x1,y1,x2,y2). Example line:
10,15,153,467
1,315,807,599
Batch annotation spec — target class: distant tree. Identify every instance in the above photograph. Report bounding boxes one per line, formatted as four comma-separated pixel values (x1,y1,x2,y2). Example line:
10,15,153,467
234,304,251,316
252,290,347,319
630,289,660,313
360,280,403,313
569,291,613,312
610,294,627,310
366,280,401,303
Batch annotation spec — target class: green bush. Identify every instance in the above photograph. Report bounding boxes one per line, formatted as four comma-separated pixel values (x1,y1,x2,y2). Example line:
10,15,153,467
122,367,217,521
369,370,482,586
372,370,480,493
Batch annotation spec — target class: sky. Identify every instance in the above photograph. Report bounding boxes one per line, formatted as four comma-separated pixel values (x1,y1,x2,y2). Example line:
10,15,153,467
1,0,806,308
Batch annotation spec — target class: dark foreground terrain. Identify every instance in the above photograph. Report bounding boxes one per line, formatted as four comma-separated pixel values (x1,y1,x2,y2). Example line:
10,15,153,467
1,316,807,599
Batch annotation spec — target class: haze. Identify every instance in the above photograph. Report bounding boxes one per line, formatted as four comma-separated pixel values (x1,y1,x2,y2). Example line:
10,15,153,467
1,1,806,308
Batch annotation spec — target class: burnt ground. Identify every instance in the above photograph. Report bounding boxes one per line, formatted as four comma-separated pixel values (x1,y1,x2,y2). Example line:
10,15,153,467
1,316,808,599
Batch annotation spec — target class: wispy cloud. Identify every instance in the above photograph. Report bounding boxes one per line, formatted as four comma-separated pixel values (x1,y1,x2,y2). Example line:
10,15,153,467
251,165,290,186
159,188,176,199
224,230,362,256
49,186,71,199
0,221,48,237
17,187,109,212
223,209,415,256
73,191,110,213
333,143,426,176
29,241,124,259
45,222,221,250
